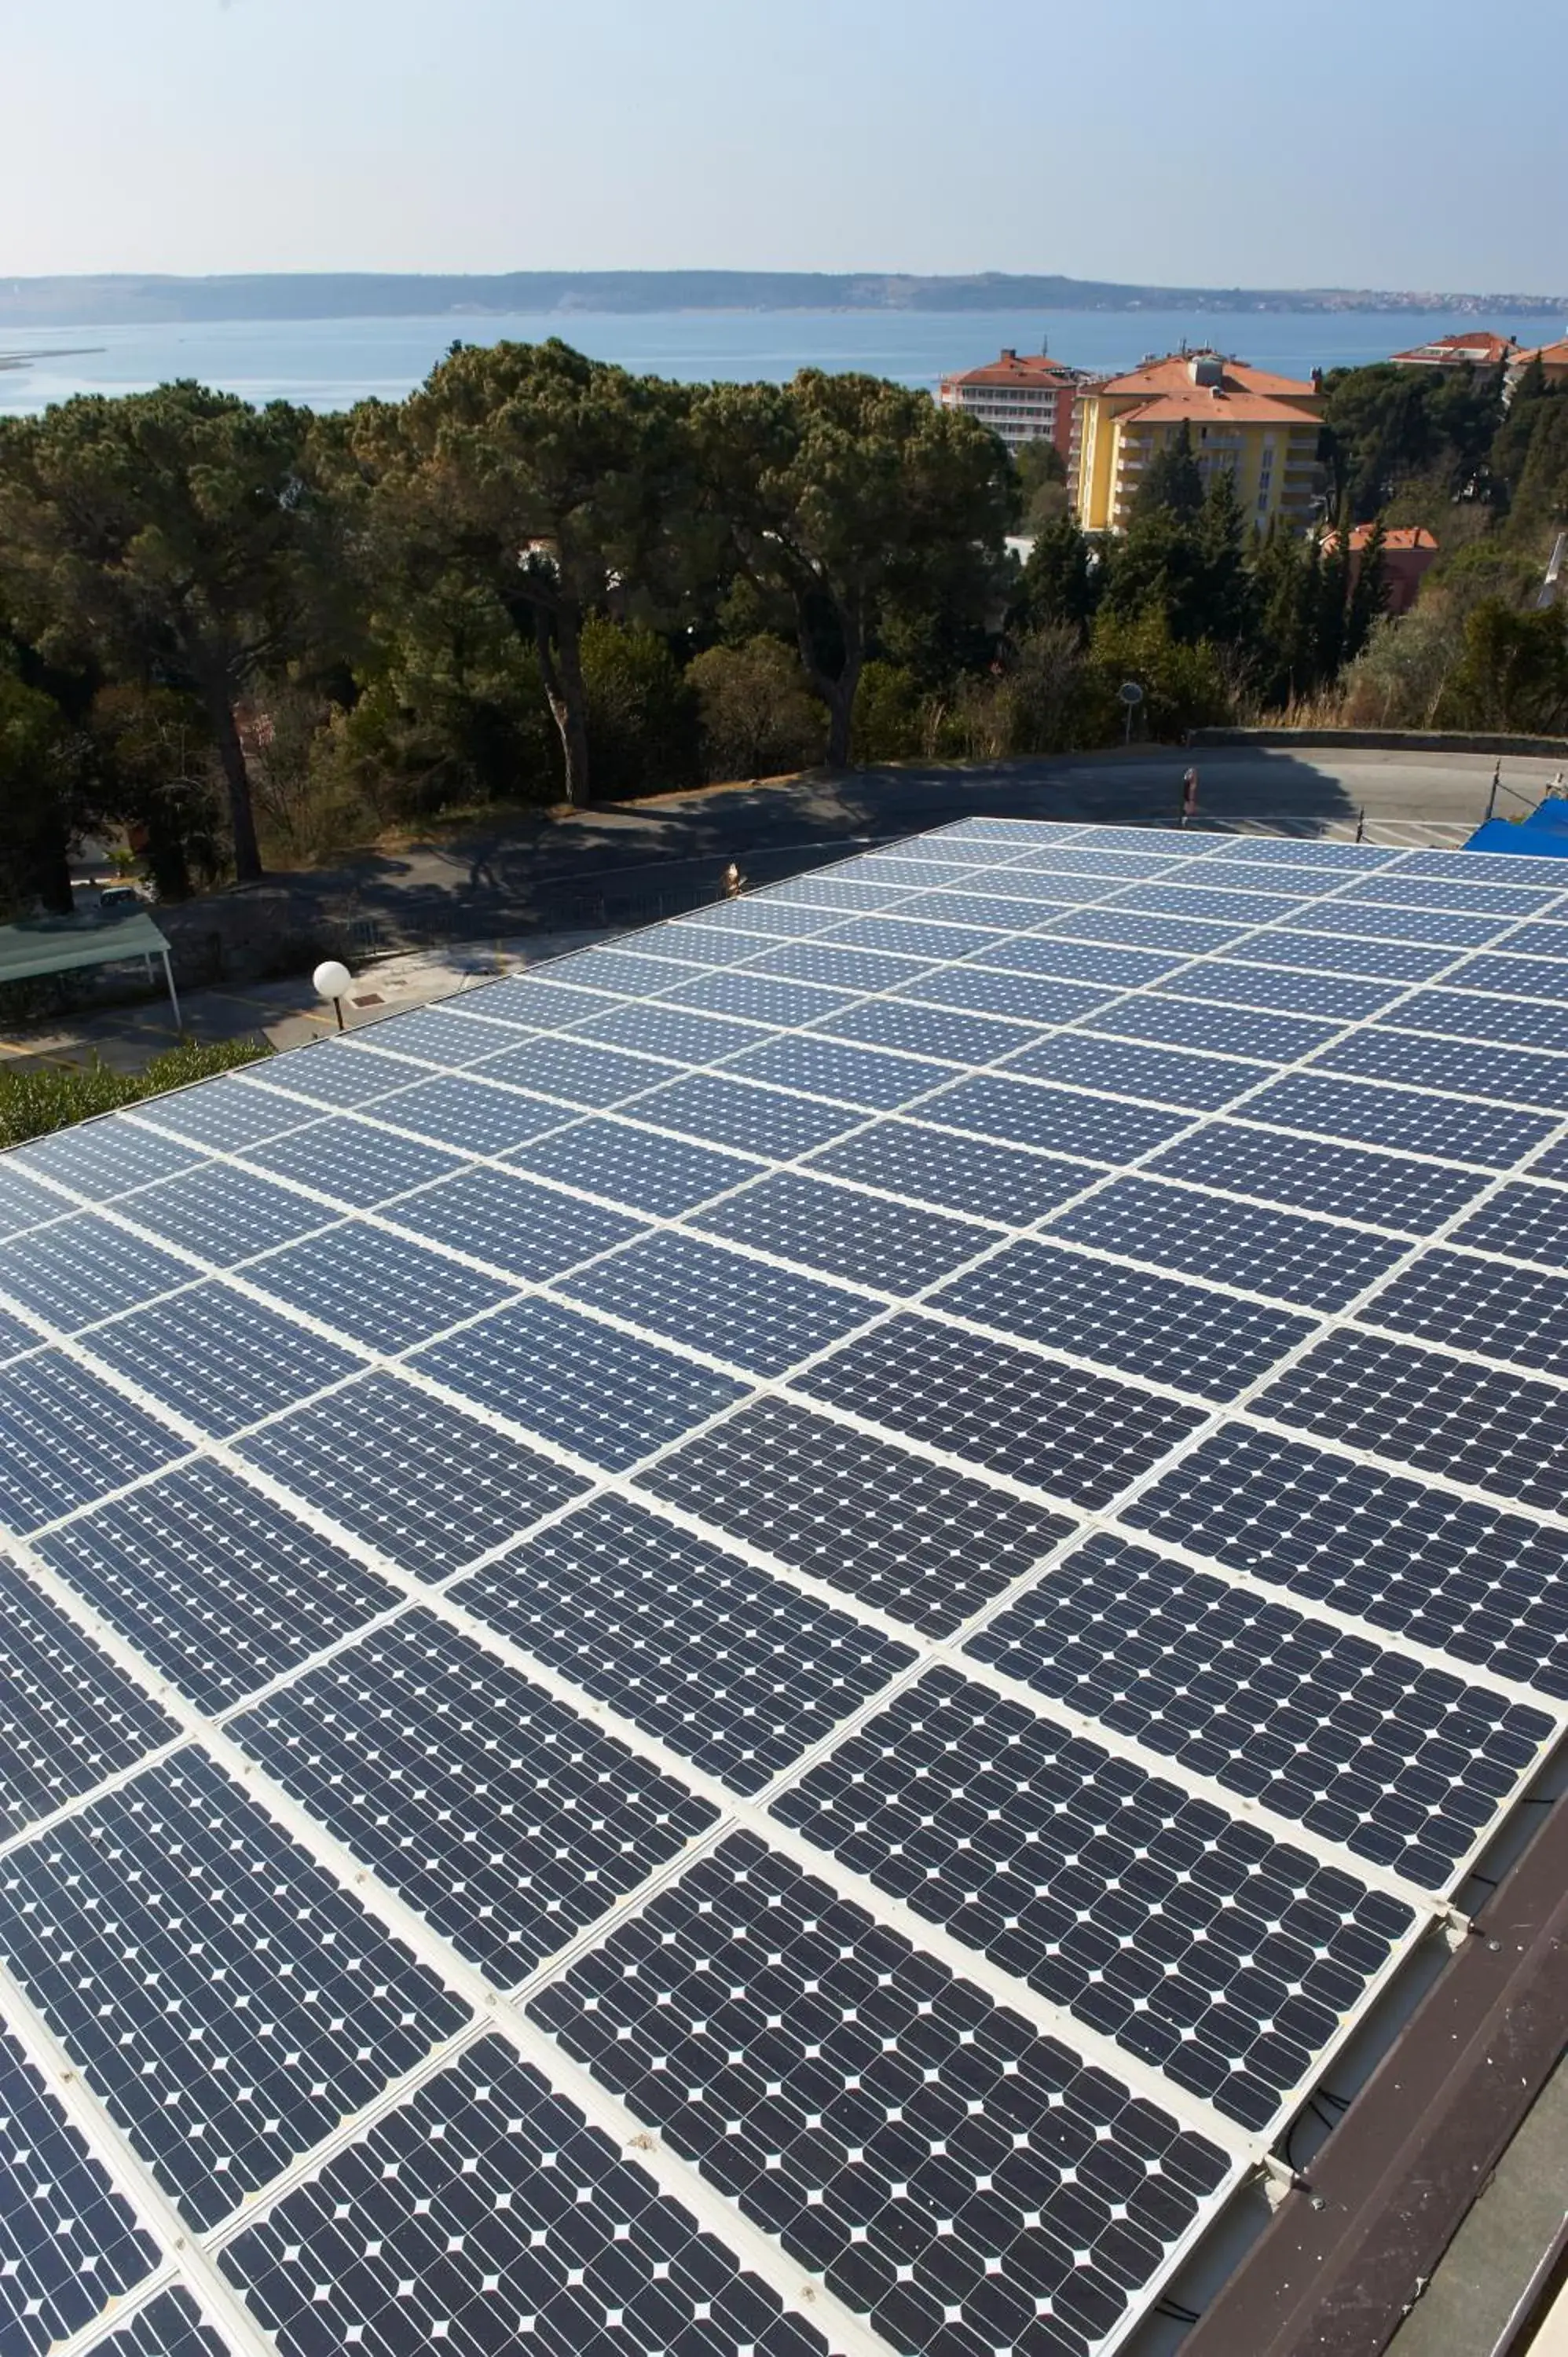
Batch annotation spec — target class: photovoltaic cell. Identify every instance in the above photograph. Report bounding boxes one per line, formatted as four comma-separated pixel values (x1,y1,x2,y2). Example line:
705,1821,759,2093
568,999,770,1063
897,963,1116,1023
639,1395,1070,1635
1084,995,1343,1065
0,1165,78,1237
797,1312,1205,1505
84,1281,365,1437
1006,1033,1269,1112
436,972,617,1027
1035,907,1247,954
921,1073,1189,1160
815,995,1050,1065
0,1214,196,1335
77,2289,233,2357
724,1031,945,1109
10,1119,203,1206
694,1168,998,1291
0,1351,186,1532
0,1750,471,2229
660,970,856,1026
0,1563,178,1838
1255,1331,1568,1512
505,1113,762,1215
237,1113,467,1207
560,1228,878,1375
1376,989,1568,1050
233,1612,715,1980
347,1004,532,1068
220,2037,827,2357
1104,881,1305,928
530,1835,1233,2357
933,1241,1312,1398
1127,1424,1568,1699
20,815,1568,2357
899,885,1081,933
746,939,938,989
1313,1027,1568,1113
808,1118,1099,1226
0,2025,158,2354
134,1074,322,1152
628,1072,864,1157
358,1072,569,1155
973,935,1185,986
1357,1247,1568,1374
1339,875,1561,918
1445,952,1568,1002
1238,1072,1554,1166
244,1222,515,1354
35,1460,401,1710
1275,904,1508,948
825,913,1012,961
237,1371,590,1578
240,1043,434,1110
116,1161,333,1262
452,1494,915,1793
1217,932,1454,982
383,1162,647,1280
966,1534,1552,1890
1040,1174,1408,1309
1153,964,1404,1019
533,943,714,995
1450,1182,1568,1268
414,1294,747,1470
1148,1120,1487,1233
774,1666,1416,2129
469,1033,679,1107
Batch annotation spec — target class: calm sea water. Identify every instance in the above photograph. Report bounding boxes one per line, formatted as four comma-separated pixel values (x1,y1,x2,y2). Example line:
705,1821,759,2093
0,307,1562,415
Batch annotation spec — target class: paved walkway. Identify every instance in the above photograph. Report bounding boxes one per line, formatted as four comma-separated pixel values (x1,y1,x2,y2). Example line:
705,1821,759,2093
0,931,603,1075
1,744,1539,1073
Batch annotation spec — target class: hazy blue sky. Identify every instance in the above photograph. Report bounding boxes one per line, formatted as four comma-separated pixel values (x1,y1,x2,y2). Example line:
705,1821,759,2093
6,0,1565,289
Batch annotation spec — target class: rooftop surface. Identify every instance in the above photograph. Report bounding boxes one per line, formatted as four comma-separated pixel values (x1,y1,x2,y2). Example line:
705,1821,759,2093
2,818,1568,2357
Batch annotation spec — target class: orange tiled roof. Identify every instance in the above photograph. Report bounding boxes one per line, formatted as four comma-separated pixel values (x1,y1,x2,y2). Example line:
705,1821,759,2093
1515,338,1568,369
1097,351,1318,401
1116,388,1324,427
943,350,1083,388
1390,330,1518,365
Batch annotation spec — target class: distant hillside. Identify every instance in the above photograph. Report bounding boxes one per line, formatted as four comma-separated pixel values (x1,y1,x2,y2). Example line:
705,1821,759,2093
1,270,1564,328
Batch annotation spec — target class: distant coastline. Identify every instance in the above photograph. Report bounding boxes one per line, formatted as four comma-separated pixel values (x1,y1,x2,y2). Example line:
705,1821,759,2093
2,269,1565,329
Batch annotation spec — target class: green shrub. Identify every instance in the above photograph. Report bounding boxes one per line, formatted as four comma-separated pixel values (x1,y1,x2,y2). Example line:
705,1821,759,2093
578,618,698,797
687,637,824,780
851,662,925,763
0,1035,273,1148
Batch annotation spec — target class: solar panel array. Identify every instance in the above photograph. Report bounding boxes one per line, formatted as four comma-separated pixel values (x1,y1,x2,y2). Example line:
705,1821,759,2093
2,816,1567,2357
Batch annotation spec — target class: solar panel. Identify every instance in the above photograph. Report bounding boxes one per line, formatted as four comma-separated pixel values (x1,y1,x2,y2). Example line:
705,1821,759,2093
13,815,1568,2357
233,1612,716,1978
0,2024,159,2351
35,1461,401,1709
452,1494,915,1793
237,1369,590,1576
0,1750,471,2227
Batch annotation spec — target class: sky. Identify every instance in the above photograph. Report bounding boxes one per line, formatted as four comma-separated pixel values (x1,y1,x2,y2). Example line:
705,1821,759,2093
4,0,1566,291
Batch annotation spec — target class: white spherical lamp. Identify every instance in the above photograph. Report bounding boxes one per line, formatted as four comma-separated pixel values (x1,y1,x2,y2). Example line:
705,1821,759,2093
313,959,353,1030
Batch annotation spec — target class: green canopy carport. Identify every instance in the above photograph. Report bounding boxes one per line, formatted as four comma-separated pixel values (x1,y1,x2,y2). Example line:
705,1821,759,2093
0,909,181,1030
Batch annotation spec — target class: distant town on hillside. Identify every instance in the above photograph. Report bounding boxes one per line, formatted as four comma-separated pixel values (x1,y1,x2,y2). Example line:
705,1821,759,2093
1,269,1566,326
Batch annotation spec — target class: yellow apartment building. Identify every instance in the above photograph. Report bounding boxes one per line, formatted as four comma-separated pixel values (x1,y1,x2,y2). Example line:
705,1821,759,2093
1073,350,1324,532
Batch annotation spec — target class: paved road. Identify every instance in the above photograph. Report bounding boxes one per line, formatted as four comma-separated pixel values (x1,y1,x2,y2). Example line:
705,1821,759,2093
161,744,1562,962
14,745,1561,1070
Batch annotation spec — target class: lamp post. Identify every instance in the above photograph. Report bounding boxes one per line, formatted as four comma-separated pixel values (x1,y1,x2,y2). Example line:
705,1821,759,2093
313,959,352,1032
